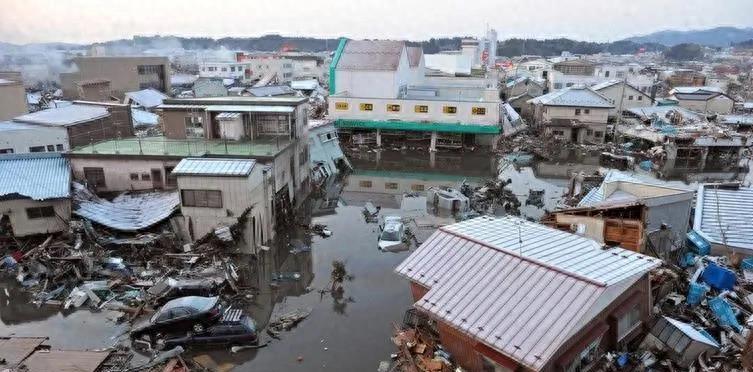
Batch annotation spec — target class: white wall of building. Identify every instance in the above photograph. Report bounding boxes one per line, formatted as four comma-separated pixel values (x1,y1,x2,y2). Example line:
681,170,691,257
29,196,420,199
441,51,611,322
674,95,735,114
541,105,610,123
0,198,70,237
328,96,500,125
0,125,69,154
334,48,414,98
199,62,248,80
69,157,180,192
245,57,294,82
596,83,652,117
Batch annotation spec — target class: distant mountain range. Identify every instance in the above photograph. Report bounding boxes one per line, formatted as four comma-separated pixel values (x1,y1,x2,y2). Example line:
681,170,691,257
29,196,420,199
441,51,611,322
624,26,753,47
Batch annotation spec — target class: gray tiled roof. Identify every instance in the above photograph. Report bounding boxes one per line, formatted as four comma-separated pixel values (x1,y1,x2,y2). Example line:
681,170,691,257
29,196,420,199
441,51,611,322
528,85,614,108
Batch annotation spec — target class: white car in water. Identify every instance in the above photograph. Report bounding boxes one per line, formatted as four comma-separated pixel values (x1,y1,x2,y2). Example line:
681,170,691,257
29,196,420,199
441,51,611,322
378,216,405,251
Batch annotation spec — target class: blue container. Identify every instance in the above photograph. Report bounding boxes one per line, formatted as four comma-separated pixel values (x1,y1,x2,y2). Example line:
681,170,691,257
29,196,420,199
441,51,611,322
687,282,708,306
708,297,742,331
680,252,697,268
686,230,711,256
701,263,736,291
742,257,753,272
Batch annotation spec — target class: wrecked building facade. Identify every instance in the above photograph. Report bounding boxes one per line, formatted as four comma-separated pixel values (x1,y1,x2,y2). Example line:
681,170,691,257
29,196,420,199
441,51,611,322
527,85,613,144
172,158,274,247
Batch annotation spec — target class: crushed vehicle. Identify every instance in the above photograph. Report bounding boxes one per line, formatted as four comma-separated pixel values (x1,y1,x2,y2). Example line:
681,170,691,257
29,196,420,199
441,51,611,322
160,309,258,350
146,277,224,306
131,296,223,348
378,216,405,251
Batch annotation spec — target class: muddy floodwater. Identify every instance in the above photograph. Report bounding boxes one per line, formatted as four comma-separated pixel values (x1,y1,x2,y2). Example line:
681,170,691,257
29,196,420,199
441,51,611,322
1,147,748,371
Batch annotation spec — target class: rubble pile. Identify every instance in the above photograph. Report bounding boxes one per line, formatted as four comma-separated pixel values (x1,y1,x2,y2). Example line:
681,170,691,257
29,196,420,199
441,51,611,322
383,323,455,372
495,132,617,161
596,242,753,371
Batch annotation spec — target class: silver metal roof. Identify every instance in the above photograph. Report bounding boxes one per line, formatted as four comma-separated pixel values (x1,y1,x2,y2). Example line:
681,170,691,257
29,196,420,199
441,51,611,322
205,105,294,113
172,158,255,177
124,88,168,109
693,184,753,252
13,104,110,126
215,112,242,120
395,216,660,371
73,183,180,231
577,170,691,207
527,85,614,108
0,153,70,200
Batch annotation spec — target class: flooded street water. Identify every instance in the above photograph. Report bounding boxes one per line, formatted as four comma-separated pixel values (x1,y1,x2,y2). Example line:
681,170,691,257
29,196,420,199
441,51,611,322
1,147,750,371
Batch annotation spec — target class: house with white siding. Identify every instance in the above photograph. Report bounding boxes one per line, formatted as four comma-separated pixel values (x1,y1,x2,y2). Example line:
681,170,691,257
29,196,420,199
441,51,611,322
591,80,653,119
0,153,71,237
172,158,273,249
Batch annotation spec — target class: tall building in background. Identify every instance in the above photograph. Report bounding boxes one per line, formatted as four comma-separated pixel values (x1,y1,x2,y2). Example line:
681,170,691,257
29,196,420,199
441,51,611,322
60,56,170,100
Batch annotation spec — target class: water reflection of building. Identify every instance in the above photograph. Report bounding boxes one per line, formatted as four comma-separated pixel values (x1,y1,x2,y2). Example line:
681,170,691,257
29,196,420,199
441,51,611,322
342,150,495,206
0,280,59,325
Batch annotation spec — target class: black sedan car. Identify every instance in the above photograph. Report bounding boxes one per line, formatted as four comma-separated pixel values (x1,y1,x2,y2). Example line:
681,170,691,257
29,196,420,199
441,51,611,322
131,296,222,346
160,311,258,350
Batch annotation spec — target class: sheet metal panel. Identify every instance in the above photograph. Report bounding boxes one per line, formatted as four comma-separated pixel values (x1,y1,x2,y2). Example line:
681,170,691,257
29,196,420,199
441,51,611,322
73,183,180,231
695,184,753,251
173,158,255,177
0,153,70,200
397,216,660,371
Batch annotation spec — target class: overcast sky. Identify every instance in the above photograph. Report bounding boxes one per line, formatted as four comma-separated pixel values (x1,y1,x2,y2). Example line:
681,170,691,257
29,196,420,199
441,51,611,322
2,0,752,44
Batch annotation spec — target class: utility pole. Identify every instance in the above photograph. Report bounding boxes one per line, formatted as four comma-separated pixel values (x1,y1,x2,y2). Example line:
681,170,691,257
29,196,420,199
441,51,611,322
613,77,627,141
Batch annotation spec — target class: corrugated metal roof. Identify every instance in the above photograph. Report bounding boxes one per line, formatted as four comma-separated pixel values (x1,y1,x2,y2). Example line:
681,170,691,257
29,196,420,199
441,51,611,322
395,216,660,371
246,85,296,97
13,104,110,126
205,105,294,113
625,106,703,122
670,86,724,94
124,88,168,109
694,184,753,252
661,317,719,348
577,170,691,208
337,40,405,71
172,158,255,177
0,121,44,132
0,153,70,200
73,183,180,231
528,85,614,108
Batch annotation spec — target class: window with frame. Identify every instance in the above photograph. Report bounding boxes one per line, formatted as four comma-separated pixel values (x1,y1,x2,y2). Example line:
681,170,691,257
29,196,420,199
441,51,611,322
129,173,139,181
628,95,634,100
584,109,590,114
46,145,55,152
141,173,151,181
0,148,13,154
554,83,563,89
83,167,106,187
414,105,429,113
385,182,399,190
411,184,425,191
358,180,372,188
29,146,46,152
443,106,457,114
575,109,581,115
595,131,604,137
184,116,204,138
566,82,574,87
165,167,177,187
472,107,486,115
638,96,643,101
617,304,642,340
26,206,56,219
565,336,603,372
335,102,348,110
387,104,401,112
553,130,565,136
359,103,373,111
586,129,593,136
55,144,64,151
181,190,223,208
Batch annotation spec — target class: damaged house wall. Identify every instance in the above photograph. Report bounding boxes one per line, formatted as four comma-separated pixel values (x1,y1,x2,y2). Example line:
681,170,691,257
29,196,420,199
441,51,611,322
1,198,70,237
176,164,273,246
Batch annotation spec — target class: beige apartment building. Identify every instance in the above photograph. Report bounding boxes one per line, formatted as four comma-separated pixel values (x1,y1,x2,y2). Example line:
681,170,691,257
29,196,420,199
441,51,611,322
60,56,170,100
0,72,28,121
